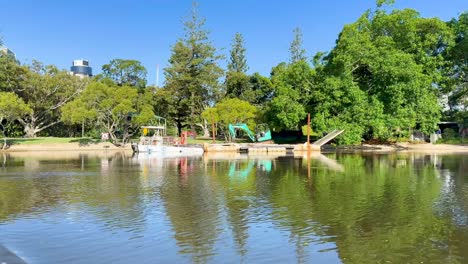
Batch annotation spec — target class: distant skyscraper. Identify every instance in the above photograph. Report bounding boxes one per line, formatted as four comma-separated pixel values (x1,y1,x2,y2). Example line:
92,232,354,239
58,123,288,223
0,46,16,59
70,59,92,78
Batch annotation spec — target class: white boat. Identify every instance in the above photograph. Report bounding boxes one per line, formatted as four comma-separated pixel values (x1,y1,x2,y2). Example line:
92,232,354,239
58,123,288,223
132,122,204,155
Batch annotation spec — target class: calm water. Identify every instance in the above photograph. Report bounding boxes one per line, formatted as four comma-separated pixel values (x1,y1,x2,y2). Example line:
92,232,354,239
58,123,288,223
0,151,467,264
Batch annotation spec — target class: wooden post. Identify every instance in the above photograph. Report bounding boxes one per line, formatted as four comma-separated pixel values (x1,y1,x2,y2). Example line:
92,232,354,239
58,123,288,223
212,122,216,143
211,113,216,143
307,113,311,152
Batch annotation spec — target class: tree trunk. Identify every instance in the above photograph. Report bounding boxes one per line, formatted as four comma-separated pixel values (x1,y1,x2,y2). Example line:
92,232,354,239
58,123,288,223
109,131,118,144
190,92,196,137
202,119,210,137
24,125,39,138
202,127,210,138
82,120,85,138
20,115,61,138
122,117,130,145
196,120,210,138
177,120,183,136
1,137,6,150
1,125,7,150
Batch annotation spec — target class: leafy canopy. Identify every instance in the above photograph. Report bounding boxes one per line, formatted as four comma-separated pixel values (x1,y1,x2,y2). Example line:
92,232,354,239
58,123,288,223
101,59,148,88
62,81,154,143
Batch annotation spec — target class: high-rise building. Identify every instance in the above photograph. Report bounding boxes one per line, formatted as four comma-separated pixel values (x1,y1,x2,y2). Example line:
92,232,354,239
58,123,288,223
0,46,16,59
70,59,92,78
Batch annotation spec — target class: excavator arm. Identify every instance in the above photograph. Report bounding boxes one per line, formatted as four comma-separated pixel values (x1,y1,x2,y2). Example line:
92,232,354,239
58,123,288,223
228,124,257,142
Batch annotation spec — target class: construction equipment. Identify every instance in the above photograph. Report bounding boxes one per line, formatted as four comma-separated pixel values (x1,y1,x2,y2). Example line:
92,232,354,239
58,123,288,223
228,123,272,142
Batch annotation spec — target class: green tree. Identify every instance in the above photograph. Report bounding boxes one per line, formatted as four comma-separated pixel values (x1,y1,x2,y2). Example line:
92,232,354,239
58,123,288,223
201,107,219,125
446,12,468,122
101,59,148,89
14,61,88,137
225,72,251,99
0,54,27,93
164,3,223,135
201,106,219,139
228,33,248,73
203,98,257,141
0,92,31,149
248,72,274,105
225,32,252,101
376,0,395,7
309,8,454,144
62,81,154,144
289,27,307,63
265,61,315,131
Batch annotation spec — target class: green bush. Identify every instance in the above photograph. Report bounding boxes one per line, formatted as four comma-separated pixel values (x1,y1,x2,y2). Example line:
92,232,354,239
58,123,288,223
442,128,457,139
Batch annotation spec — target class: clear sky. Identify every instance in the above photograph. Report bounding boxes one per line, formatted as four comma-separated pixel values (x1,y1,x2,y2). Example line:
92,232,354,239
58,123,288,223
0,0,466,85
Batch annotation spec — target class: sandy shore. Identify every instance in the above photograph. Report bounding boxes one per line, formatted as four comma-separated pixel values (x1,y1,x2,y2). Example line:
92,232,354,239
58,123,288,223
395,143,468,153
337,143,468,153
2,142,468,154
2,142,132,152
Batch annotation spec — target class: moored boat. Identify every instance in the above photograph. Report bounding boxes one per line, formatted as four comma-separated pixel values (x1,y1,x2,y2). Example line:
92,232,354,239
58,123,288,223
132,123,204,155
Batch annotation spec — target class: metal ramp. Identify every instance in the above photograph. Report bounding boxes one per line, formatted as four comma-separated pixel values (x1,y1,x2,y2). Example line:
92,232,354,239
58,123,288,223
312,129,345,146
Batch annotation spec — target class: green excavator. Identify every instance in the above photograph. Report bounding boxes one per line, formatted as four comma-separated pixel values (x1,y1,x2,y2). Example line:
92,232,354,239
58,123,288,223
228,123,272,142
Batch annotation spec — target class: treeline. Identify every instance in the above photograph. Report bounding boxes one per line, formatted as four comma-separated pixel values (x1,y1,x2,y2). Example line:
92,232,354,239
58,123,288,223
0,2,466,145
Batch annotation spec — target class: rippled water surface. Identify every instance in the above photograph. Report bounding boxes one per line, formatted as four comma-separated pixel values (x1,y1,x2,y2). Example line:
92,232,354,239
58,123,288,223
1,151,467,263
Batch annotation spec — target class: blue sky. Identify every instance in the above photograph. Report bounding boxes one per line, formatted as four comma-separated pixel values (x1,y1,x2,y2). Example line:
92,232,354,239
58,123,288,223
0,0,466,85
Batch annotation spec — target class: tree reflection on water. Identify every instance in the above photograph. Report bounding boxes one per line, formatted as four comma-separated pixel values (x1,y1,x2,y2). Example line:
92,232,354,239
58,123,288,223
0,151,467,263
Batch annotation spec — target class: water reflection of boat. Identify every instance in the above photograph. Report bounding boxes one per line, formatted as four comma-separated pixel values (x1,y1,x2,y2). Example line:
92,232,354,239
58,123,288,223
133,152,203,168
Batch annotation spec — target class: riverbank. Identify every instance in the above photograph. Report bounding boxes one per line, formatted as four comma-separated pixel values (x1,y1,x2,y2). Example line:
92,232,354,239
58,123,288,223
2,142,132,152
2,138,468,153
334,142,468,153
396,142,468,153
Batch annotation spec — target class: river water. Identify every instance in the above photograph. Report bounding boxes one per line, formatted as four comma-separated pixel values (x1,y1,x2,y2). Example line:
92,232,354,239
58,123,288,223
0,151,467,263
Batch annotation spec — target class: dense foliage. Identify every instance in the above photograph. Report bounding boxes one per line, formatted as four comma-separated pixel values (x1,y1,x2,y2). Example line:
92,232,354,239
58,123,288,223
1,2,466,145
202,98,257,141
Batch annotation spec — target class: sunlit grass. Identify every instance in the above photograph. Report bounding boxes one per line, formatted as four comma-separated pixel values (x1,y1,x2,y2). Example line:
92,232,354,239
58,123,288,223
6,137,100,145
436,137,468,145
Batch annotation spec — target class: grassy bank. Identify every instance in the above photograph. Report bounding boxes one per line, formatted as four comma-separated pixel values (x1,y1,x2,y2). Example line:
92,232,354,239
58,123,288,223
436,137,468,145
5,137,101,145
4,137,228,146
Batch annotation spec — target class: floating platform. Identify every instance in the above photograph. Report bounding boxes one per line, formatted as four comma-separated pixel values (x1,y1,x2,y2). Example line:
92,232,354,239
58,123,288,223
204,129,342,153
204,143,320,153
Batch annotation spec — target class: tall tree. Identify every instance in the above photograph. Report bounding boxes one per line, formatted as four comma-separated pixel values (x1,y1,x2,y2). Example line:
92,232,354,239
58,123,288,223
101,59,148,89
225,72,251,99
248,73,274,105
225,32,253,101
289,27,307,63
309,8,454,144
265,61,315,131
446,12,468,122
228,33,248,73
164,3,223,135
